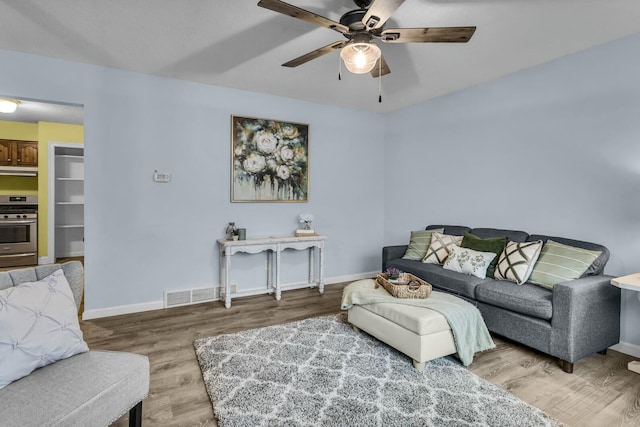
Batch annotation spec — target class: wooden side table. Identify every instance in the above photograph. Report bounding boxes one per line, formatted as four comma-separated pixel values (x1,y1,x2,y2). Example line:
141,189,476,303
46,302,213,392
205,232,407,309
217,235,326,308
610,273,640,374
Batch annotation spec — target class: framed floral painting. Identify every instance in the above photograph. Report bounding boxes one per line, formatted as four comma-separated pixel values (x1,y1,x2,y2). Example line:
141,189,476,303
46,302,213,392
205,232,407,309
231,115,309,202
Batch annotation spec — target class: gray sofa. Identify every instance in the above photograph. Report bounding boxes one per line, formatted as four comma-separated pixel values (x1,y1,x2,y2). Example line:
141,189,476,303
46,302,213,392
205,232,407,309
383,225,621,373
0,262,149,426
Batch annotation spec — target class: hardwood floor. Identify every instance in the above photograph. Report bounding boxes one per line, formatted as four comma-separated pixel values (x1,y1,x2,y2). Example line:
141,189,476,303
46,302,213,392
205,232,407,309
80,283,640,427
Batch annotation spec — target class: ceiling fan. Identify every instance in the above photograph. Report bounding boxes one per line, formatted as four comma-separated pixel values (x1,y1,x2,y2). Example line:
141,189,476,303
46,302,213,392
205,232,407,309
257,0,476,78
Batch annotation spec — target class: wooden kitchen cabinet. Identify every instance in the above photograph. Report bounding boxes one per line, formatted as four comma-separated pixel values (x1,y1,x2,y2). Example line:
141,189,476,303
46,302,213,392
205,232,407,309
0,139,13,165
0,140,38,167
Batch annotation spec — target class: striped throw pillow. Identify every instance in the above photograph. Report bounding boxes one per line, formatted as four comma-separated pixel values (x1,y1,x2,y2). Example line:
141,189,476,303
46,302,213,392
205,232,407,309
402,228,444,260
529,240,602,289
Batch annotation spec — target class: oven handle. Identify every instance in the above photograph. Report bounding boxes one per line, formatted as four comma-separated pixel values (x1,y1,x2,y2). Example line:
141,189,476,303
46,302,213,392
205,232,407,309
0,253,37,258
0,220,37,225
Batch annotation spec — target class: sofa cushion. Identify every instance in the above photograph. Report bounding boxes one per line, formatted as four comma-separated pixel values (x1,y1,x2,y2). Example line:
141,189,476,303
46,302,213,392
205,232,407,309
442,245,497,279
461,232,508,278
426,225,471,236
0,350,149,426
0,262,84,310
422,233,463,264
469,227,529,243
475,281,553,320
402,228,443,260
528,240,603,289
0,269,89,389
527,234,609,276
494,241,543,285
386,258,488,299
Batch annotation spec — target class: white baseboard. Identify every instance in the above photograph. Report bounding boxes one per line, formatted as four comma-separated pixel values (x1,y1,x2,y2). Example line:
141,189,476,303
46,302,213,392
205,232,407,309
82,300,164,320
57,251,84,258
38,256,55,265
81,271,377,320
325,271,377,284
610,341,640,359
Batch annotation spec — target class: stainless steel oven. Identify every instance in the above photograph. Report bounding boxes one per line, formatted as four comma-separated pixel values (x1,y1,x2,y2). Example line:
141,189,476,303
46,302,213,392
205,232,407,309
0,195,38,268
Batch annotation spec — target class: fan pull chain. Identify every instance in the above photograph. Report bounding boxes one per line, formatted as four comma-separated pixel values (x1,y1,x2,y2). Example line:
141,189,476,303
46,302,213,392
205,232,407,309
338,57,342,81
378,59,382,103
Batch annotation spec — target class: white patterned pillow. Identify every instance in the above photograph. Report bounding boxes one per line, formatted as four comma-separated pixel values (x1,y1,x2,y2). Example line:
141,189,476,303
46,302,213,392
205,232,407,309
422,233,463,264
494,240,543,285
0,269,89,389
442,245,497,279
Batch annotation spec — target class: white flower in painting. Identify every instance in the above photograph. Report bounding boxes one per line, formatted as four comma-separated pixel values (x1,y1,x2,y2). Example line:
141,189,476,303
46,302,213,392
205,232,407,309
279,145,294,161
276,165,291,180
299,213,314,224
281,124,299,139
254,131,278,154
266,158,277,171
234,145,244,156
243,153,266,173
293,147,307,163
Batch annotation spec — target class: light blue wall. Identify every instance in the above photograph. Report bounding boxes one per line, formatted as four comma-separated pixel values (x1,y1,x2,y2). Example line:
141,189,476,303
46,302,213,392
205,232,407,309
2,31,639,351
0,49,385,311
385,33,640,350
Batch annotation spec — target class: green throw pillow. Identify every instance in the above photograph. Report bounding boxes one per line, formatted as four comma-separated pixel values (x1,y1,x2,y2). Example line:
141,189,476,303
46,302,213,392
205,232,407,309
460,232,508,278
402,228,444,260
528,240,602,289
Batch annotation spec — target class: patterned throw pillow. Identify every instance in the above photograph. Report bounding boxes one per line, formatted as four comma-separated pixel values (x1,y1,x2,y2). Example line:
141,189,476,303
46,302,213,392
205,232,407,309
460,232,508,278
528,240,602,289
422,233,463,264
442,245,498,279
0,269,89,389
494,240,543,285
402,228,444,260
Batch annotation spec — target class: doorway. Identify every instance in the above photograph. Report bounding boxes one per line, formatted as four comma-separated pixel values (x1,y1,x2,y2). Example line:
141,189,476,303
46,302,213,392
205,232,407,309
0,96,84,266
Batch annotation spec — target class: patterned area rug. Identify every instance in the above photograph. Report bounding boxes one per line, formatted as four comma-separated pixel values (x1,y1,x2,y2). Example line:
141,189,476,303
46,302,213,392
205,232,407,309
194,314,559,427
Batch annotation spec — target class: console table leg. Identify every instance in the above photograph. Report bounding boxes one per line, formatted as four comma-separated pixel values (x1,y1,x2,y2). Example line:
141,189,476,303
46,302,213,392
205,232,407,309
267,250,273,292
318,246,325,294
308,247,316,286
275,248,282,301
224,252,232,309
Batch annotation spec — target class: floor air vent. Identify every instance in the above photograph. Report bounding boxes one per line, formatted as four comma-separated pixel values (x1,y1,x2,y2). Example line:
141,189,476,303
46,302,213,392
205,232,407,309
164,287,218,308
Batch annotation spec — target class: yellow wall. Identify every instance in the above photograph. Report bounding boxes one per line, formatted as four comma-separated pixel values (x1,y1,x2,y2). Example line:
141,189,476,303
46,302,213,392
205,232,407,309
0,121,39,195
37,122,84,258
0,120,84,259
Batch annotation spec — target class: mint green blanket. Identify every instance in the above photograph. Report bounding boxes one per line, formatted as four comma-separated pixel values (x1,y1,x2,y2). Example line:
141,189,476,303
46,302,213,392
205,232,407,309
341,279,495,366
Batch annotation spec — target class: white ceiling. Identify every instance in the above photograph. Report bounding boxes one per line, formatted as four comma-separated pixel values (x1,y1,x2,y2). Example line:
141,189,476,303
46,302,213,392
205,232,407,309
0,0,639,114
0,99,83,125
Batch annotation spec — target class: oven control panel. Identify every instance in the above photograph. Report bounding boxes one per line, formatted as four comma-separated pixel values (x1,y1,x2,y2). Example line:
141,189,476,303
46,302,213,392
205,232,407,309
2,214,37,220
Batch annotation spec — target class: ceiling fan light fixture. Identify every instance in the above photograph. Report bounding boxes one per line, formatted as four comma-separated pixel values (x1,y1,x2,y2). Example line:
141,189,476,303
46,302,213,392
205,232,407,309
340,42,381,74
0,98,20,114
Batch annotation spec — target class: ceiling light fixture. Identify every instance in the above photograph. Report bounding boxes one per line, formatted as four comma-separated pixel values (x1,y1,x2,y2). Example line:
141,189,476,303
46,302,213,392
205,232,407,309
339,35,381,75
0,99,20,114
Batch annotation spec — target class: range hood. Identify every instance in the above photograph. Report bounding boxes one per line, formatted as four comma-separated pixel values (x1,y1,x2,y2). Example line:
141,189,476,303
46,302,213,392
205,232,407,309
0,166,38,176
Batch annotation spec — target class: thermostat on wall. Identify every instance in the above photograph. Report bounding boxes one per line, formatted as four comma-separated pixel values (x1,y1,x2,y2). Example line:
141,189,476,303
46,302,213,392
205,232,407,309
153,170,171,183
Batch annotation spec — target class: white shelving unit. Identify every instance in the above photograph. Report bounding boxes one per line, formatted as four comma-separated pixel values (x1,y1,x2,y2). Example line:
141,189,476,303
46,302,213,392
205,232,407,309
54,148,84,258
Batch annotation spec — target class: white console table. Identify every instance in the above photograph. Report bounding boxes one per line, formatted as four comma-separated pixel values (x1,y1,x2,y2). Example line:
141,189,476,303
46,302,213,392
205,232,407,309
217,235,326,308
611,273,640,374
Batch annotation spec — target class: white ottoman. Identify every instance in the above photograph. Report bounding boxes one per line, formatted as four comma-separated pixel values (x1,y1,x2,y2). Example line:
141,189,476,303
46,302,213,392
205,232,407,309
348,302,457,370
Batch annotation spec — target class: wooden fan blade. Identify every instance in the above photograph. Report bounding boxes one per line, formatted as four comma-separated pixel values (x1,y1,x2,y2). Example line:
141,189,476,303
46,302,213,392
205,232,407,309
362,0,406,30
282,41,347,67
258,0,349,34
370,55,391,78
380,27,476,43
